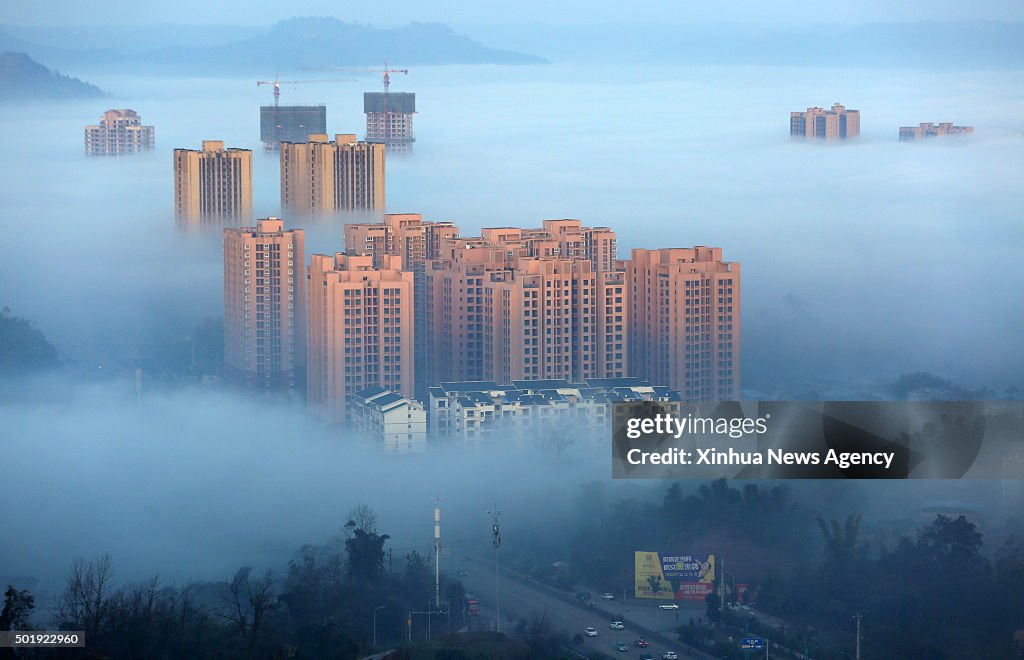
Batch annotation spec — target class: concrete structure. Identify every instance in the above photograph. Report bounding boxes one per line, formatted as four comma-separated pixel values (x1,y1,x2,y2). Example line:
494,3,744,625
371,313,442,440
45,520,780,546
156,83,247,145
280,134,385,217
626,247,740,401
790,103,860,140
364,92,416,154
306,253,414,423
223,218,305,394
421,220,627,388
260,105,327,151
174,140,252,228
899,122,974,141
345,213,459,399
350,386,427,453
84,109,155,156
427,378,682,444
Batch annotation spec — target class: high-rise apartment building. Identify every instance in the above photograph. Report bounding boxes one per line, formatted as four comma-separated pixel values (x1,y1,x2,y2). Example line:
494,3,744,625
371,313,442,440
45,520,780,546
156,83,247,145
306,253,414,423
84,109,155,156
223,218,305,394
174,141,252,227
899,122,974,141
364,92,416,154
260,105,327,151
423,222,627,387
345,213,459,398
626,247,740,401
280,134,385,217
790,103,860,140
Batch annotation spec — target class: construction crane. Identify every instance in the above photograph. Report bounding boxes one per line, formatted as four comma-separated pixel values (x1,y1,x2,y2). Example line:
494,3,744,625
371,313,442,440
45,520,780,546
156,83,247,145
300,64,411,147
256,74,355,107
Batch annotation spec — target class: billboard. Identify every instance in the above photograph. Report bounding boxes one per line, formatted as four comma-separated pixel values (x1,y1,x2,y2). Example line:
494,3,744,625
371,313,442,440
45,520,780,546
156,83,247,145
634,551,715,600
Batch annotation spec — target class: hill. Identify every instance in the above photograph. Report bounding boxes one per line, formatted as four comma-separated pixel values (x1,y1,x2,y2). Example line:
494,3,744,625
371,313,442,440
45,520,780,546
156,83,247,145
0,18,545,75
0,51,104,100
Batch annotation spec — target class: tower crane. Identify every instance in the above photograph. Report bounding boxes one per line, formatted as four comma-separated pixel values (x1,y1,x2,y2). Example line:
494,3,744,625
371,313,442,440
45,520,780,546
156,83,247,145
256,74,356,107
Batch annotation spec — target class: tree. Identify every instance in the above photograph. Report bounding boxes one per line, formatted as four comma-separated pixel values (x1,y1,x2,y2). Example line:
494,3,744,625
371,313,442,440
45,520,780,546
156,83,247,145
55,555,115,634
0,307,58,373
346,504,378,535
0,586,34,631
220,567,277,658
345,529,390,582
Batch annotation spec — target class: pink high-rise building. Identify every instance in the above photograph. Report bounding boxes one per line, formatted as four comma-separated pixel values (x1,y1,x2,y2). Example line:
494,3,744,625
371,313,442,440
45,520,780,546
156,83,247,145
223,218,305,394
306,253,414,422
626,247,740,401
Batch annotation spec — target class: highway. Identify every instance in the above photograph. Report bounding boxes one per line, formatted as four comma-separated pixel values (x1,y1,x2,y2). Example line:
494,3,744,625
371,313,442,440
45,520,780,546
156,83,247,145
456,554,714,659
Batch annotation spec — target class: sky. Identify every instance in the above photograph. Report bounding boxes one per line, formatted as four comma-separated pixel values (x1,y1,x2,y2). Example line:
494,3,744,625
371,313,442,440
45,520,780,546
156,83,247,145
2,0,1023,27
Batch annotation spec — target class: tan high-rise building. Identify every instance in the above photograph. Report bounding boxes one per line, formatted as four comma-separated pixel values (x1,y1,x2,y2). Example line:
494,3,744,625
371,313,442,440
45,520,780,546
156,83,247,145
84,109,155,156
307,253,414,423
345,213,459,398
174,140,253,227
899,122,974,141
790,103,860,140
280,134,385,217
423,224,627,387
223,218,305,394
626,247,740,401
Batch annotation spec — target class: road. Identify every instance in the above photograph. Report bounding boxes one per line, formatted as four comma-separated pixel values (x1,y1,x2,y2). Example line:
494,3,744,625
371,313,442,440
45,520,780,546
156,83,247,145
456,555,714,659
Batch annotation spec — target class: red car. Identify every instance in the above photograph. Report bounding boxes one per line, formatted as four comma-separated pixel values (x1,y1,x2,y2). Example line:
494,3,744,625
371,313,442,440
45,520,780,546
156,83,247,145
635,638,649,648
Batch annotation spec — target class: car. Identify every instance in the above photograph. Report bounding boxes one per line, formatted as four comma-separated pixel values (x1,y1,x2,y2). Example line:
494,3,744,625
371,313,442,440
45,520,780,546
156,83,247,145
658,603,680,610
635,638,649,648
616,642,629,652
609,621,625,630
601,592,616,600
584,627,598,637
662,652,678,660
639,654,654,660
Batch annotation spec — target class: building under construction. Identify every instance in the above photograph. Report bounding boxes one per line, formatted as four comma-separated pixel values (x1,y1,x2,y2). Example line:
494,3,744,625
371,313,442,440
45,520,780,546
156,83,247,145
364,92,415,154
259,105,327,151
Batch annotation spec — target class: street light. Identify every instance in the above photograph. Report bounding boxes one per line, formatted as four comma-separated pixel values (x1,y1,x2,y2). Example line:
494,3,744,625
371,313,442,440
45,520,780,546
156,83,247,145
374,605,385,646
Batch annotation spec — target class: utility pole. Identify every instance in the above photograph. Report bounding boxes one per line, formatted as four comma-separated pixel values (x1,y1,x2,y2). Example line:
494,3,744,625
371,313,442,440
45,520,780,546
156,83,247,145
489,505,502,633
720,557,726,621
855,612,862,660
433,496,442,616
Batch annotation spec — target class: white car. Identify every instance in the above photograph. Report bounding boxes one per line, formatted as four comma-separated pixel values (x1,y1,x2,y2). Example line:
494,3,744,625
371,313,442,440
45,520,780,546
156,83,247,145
662,653,679,660
609,621,625,630
584,627,598,637
601,592,616,600
658,603,679,610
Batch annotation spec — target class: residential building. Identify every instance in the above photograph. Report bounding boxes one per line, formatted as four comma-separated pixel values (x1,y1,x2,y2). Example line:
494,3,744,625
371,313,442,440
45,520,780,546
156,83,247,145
345,213,459,398
350,386,427,453
174,140,252,227
364,92,416,154
626,247,740,401
306,253,414,423
899,122,974,141
260,105,327,151
223,218,305,394
280,134,385,217
790,103,860,140
84,109,155,156
427,378,682,444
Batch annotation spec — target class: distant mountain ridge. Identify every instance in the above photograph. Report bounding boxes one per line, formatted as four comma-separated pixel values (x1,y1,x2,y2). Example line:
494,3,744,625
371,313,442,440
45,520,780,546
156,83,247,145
0,51,105,101
0,18,546,75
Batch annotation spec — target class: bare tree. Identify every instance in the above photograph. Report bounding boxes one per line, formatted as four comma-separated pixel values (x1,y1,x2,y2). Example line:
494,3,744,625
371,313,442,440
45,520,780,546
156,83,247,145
220,567,276,658
55,555,115,633
346,504,378,534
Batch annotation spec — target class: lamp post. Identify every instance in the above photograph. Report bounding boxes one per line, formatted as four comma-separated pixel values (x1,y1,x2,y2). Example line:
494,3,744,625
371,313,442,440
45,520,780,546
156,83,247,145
373,605,385,648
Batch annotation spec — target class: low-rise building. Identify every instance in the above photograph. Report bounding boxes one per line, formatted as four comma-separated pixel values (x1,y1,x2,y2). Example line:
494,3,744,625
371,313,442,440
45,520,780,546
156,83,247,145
350,386,427,453
427,377,682,445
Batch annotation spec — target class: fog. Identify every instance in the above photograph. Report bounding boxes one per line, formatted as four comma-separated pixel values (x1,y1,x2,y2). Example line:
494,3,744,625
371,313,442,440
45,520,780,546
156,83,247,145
1,56,1023,603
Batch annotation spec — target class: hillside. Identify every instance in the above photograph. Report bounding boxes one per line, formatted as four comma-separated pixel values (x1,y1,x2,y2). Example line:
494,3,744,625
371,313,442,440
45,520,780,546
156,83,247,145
0,18,545,75
0,51,104,100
